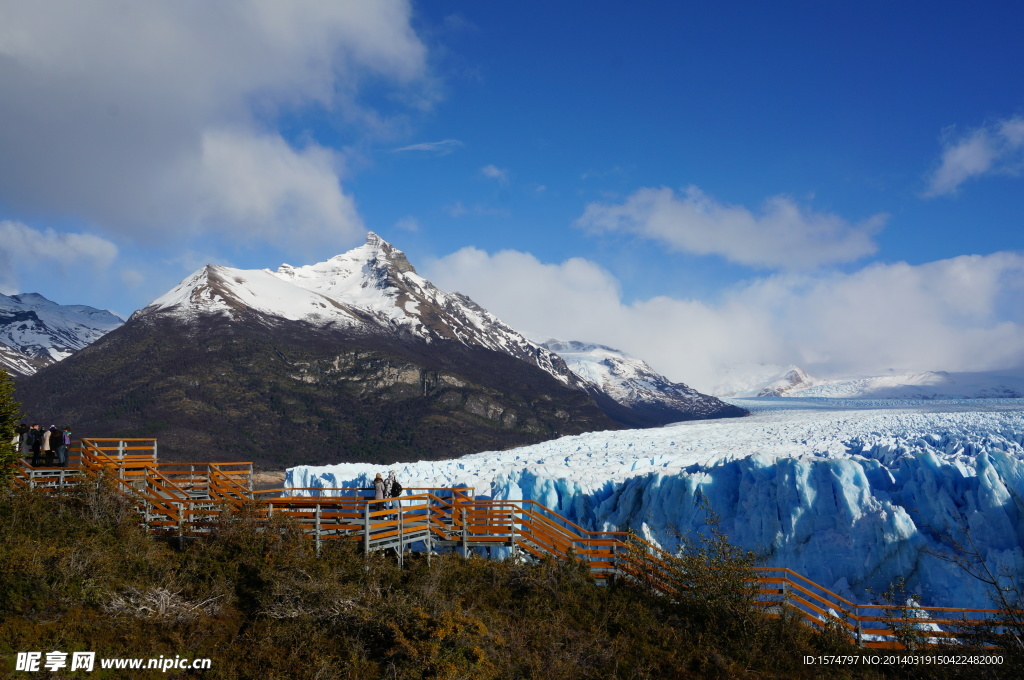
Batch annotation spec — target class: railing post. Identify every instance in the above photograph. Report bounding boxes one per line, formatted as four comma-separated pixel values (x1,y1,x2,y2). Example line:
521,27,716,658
856,606,864,647
177,502,185,550
426,510,433,566
363,503,371,556
152,439,158,462
118,440,125,461
509,505,517,557
782,579,789,609
398,505,404,568
461,506,469,558
315,504,322,557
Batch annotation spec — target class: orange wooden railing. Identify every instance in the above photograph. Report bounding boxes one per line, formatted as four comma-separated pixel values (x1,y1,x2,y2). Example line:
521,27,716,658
11,438,1014,649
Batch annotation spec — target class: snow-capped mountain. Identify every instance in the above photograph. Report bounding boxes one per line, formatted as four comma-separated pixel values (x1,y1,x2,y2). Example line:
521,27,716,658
707,362,789,398
0,293,123,376
757,366,818,397
25,233,740,466
140,233,584,390
789,369,1024,399
539,339,742,423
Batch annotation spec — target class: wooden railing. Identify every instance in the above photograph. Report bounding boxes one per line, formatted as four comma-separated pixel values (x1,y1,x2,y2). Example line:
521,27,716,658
11,439,1013,649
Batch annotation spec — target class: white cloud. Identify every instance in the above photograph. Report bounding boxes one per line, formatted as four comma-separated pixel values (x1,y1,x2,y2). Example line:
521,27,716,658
480,164,510,184
395,216,420,232
192,129,363,251
924,117,1024,196
393,139,463,155
424,248,1024,392
0,0,430,251
0,221,119,293
576,186,885,269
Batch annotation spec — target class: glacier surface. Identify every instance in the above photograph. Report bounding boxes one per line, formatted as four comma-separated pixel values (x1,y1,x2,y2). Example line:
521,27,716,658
287,398,1024,608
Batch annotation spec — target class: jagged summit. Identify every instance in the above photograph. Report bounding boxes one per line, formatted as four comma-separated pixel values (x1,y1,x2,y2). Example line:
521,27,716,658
137,235,582,388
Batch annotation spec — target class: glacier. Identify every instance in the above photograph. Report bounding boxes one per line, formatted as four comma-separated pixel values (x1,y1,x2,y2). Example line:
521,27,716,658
286,398,1024,609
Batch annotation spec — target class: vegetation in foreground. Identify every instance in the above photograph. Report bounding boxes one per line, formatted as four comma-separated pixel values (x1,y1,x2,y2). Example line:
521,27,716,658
0,481,1019,679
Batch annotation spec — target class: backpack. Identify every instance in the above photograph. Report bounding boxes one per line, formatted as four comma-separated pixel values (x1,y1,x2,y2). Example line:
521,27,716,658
390,480,403,497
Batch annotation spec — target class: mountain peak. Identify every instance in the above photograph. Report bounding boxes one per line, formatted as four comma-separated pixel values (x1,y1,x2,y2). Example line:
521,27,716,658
758,366,817,397
11,292,55,306
361,231,415,274
0,292,123,373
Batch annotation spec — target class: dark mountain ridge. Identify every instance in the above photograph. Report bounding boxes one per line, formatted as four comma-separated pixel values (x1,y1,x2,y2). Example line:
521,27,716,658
16,312,620,468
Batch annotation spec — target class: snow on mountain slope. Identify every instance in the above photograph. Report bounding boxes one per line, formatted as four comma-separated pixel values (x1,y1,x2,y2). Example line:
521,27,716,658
757,366,818,396
790,369,1024,399
539,339,734,418
0,292,123,374
141,264,365,327
139,233,583,388
288,398,1024,608
273,233,582,387
0,343,44,376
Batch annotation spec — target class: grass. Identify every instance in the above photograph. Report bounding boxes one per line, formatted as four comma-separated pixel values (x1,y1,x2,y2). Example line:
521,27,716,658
1,481,1018,679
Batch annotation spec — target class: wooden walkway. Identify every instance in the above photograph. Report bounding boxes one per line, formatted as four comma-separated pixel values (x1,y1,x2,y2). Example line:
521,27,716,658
12,438,1011,649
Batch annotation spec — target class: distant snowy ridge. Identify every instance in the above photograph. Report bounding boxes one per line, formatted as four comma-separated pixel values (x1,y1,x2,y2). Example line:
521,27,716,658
749,366,1024,399
757,366,818,396
539,339,738,419
0,293,123,376
718,363,1024,400
791,369,1024,399
288,398,1024,608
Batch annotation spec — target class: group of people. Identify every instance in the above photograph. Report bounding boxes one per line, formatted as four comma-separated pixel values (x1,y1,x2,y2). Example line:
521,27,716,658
14,423,72,467
373,470,404,507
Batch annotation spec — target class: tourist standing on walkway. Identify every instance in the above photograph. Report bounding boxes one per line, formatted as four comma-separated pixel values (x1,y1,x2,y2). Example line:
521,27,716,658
57,426,71,467
373,472,385,501
387,471,403,513
29,424,42,466
41,426,54,466
15,423,28,457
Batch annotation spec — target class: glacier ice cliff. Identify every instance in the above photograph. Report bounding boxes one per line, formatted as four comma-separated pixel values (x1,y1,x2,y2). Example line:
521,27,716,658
287,398,1024,608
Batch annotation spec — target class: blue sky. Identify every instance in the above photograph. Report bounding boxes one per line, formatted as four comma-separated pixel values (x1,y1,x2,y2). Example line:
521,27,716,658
1,1,1022,390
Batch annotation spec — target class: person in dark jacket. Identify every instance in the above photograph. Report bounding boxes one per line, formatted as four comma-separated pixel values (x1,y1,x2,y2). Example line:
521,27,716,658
28,424,42,466
16,423,28,458
386,470,403,514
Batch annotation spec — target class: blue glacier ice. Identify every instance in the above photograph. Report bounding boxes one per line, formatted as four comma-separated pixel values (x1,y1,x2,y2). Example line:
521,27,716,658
287,398,1024,608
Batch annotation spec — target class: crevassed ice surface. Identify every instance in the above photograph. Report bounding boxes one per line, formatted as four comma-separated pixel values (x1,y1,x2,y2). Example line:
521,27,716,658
287,398,1024,608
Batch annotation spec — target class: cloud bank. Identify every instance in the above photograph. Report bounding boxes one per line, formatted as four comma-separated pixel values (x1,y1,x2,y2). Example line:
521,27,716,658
0,221,119,294
0,0,430,253
424,248,1024,392
576,186,886,270
925,117,1024,196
